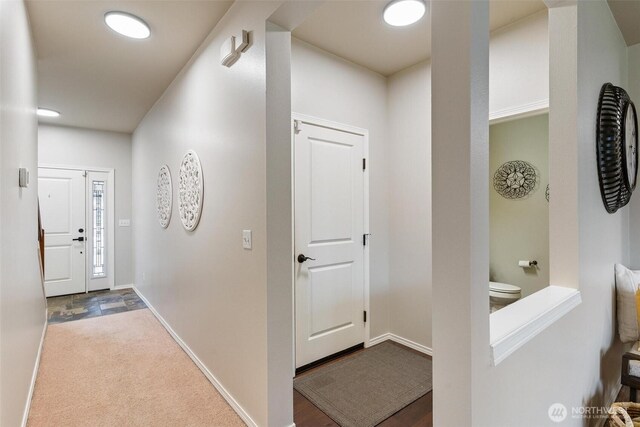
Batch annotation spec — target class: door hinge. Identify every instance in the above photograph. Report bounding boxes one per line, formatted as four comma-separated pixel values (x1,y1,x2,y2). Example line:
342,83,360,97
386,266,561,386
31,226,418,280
294,120,301,134
363,233,370,246
362,158,366,171
363,311,367,323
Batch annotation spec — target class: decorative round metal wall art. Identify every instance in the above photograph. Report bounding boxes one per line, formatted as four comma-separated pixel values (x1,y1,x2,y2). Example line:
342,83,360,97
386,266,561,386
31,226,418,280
493,160,538,199
545,184,550,202
156,165,172,228
596,82,638,214
178,150,204,231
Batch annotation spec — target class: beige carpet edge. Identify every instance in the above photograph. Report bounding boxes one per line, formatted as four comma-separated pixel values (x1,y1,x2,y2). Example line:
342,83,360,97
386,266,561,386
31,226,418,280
27,309,245,427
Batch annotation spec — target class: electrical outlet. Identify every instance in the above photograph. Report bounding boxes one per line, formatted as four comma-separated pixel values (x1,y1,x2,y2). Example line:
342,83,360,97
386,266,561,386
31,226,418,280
242,230,252,250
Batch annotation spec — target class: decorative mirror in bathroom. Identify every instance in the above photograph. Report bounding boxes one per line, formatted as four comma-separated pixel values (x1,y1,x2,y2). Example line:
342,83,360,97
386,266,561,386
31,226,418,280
489,113,549,312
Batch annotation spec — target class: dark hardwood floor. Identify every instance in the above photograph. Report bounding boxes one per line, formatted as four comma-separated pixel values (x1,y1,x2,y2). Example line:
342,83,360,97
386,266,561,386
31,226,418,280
293,341,433,427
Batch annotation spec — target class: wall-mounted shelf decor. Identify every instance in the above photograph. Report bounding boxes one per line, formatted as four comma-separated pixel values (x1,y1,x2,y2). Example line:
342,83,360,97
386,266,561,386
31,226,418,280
178,150,204,231
596,83,638,214
493,160,537,199
156,165,172,228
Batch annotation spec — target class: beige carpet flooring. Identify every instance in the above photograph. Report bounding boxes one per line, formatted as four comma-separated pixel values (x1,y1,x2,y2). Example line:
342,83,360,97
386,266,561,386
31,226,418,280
27,309,244,427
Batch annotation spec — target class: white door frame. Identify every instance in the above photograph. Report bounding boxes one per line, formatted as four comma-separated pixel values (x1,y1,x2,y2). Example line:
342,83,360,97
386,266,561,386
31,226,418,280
39,163,116,292
291,113,371,368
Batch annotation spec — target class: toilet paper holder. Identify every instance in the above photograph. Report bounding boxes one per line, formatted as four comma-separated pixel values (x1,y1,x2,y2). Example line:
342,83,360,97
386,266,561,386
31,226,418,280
519,260,538,268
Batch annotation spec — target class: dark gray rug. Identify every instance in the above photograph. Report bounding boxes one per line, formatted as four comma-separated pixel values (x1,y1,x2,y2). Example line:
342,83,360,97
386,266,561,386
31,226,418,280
293,341,432,427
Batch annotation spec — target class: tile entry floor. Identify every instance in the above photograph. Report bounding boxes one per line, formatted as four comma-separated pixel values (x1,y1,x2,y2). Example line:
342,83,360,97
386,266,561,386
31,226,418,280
46,288,146,324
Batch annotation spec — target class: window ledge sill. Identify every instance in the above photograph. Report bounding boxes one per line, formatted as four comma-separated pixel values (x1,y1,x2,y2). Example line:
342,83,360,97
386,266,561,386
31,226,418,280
490,285,581,366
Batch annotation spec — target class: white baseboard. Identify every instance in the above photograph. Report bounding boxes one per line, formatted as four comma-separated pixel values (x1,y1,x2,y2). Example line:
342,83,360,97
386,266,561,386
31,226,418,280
113,283,134,290
131,286,257,427
21,312,48,427
368,333,391,347
368,333,433,356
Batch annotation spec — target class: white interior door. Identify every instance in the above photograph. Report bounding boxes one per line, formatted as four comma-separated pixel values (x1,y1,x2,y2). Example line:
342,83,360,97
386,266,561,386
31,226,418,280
294,118,366,368
38,168,86,297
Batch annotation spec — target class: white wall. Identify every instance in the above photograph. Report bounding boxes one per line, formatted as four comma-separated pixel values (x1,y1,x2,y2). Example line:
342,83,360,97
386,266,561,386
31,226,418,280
627,43,640,267
291,38,390,339
387,61,432,349
38,124,133,287
470,2,629,425
490,10,549,118
431,2,490,423
131,2,288,426
383,11,548,351
629,43,640,104
0,1,47,425
265,22,294,427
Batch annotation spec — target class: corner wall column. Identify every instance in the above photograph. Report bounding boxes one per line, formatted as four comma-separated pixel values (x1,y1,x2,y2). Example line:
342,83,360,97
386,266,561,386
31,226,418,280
431,1,490,424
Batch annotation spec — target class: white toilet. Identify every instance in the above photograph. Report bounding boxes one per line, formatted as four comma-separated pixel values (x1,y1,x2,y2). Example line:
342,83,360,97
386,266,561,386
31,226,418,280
489,281,522,312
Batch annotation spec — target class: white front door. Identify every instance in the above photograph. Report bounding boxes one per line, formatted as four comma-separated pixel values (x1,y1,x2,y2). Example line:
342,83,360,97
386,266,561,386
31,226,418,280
38,168,86,297
294,118,366,368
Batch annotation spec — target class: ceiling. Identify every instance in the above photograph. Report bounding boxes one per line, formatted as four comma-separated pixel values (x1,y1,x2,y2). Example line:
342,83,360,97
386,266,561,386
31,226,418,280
29,0,636,134
292,0,547,77
608,0,640,46
27,0,232,133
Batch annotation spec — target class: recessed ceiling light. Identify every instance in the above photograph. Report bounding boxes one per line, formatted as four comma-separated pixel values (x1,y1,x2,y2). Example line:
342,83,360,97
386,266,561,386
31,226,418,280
37,108,60,118
383,0,426,27
104,11,150,39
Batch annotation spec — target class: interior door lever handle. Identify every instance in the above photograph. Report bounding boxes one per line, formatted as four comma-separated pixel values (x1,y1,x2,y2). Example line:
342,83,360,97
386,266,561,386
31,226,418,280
72,237,85,242
297,254,316,263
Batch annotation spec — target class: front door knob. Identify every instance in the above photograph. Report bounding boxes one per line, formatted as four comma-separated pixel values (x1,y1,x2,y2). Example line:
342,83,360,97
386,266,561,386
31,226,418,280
297,254,316,263
72,236,85,242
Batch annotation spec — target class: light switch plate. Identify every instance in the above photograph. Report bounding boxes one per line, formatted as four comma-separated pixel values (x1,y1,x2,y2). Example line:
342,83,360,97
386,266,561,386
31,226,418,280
119,219,131,227
242,230,252,250
19,168,29,188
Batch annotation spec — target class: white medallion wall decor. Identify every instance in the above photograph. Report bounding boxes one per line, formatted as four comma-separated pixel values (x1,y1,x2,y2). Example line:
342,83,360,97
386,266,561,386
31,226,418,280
178,150,204,231
156,165,172,228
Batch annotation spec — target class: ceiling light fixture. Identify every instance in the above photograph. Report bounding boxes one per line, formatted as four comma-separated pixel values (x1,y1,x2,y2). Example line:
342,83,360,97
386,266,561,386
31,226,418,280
37,108,60,118
383,0,426,27
104,11,150,39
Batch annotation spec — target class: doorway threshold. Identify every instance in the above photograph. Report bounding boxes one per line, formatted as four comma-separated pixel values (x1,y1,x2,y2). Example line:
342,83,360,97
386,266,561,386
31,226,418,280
295,343,364,376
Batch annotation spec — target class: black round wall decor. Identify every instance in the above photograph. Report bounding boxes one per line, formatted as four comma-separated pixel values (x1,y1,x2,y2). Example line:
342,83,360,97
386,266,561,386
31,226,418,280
493,160,537,199
596,82,639,214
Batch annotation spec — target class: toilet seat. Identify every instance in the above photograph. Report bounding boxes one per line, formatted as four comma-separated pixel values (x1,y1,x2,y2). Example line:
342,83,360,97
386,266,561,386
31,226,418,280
489,281,521,294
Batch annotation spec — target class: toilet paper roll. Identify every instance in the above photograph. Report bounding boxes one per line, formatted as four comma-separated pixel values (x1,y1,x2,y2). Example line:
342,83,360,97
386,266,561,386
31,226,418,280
519,260,532,267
